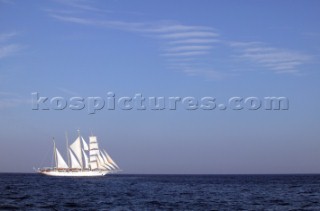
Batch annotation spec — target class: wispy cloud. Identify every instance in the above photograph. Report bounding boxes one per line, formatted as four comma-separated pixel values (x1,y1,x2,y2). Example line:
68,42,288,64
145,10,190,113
302,32,320,38
0,92,30,109
0,98,26,109
143,24,212,33
162,51,209,57
48,7,221,79
50,14,95,25
53,0,111,13
0,32,17,42
46,1,313,79
50,14,147,31
168,39,220,45
0,0,15,5
57,87,80,96
165,45,213,52
0,33,23,60
0,91,18,96
159,31,219,39
0,44,22,59
42,8,83,15
230,42,312,74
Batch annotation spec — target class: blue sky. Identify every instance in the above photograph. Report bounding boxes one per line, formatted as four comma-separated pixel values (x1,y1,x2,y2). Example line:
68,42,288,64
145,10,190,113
0,0,320,173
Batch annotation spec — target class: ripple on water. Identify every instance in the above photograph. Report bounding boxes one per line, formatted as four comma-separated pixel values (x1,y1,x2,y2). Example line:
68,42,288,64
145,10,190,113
0,174,320,210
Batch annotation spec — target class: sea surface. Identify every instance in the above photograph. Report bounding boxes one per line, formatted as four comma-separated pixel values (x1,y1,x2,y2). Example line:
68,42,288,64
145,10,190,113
0,174,319,210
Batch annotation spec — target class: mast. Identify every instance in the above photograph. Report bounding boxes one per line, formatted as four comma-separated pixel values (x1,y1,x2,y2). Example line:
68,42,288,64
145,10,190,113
77,129,83,170
65,132,70,168
53,138,57,169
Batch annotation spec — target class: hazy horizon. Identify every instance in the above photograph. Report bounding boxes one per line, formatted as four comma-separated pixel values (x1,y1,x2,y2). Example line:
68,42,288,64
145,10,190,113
0,0,319,174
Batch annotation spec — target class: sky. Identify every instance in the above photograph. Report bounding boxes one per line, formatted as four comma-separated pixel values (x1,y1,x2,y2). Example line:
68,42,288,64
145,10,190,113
0,0,320,174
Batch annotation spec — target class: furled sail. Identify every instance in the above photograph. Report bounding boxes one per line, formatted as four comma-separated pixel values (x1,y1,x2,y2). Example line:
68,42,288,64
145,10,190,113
70,137,83,168
56,148,68,168
69,149,81,169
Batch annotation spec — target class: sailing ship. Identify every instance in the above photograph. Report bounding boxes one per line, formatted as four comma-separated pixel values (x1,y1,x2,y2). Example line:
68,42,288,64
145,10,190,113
38,130,120,177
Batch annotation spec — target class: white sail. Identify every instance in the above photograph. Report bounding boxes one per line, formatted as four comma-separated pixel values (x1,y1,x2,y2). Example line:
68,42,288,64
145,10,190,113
81,137,89,151
82,149,89,169
70,137,83,168
103,164,112,170
89,136,99,169
97,153,105,169
90,160,98,170
103,150,120,169
101,151,116,170
69,149,81,169
39,131,118,177
97,153,111,170
101,152,113,170
90,142,99,150
56,148,68,168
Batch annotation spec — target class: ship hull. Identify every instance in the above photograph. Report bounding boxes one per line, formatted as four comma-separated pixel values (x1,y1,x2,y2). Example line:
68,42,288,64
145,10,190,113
40,170,109,177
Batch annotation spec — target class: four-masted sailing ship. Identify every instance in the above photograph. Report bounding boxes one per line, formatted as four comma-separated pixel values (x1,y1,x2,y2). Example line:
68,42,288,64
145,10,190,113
38,130,120,176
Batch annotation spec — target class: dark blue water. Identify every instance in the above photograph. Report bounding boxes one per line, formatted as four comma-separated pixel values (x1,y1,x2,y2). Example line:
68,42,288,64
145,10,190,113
0,174,319,210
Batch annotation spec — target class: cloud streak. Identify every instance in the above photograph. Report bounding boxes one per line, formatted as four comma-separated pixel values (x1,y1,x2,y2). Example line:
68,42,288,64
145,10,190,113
165,45,213,52
47,1,313,79
162,51,209,57
0,44,22,59
168,39,219,45
0,33,23,60
0,32,17,42
53,0,112,13
159,31,219,39
230,42,311,74
48,6,220,79
0,92,30,109
57,87,80,96
0,0,15,4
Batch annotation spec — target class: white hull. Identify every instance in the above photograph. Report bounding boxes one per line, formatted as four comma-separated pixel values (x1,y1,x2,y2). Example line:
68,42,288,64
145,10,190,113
40,170,109,177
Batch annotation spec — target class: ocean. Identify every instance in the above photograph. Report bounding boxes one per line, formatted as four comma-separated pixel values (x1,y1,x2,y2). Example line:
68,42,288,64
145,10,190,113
0,174,319,210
